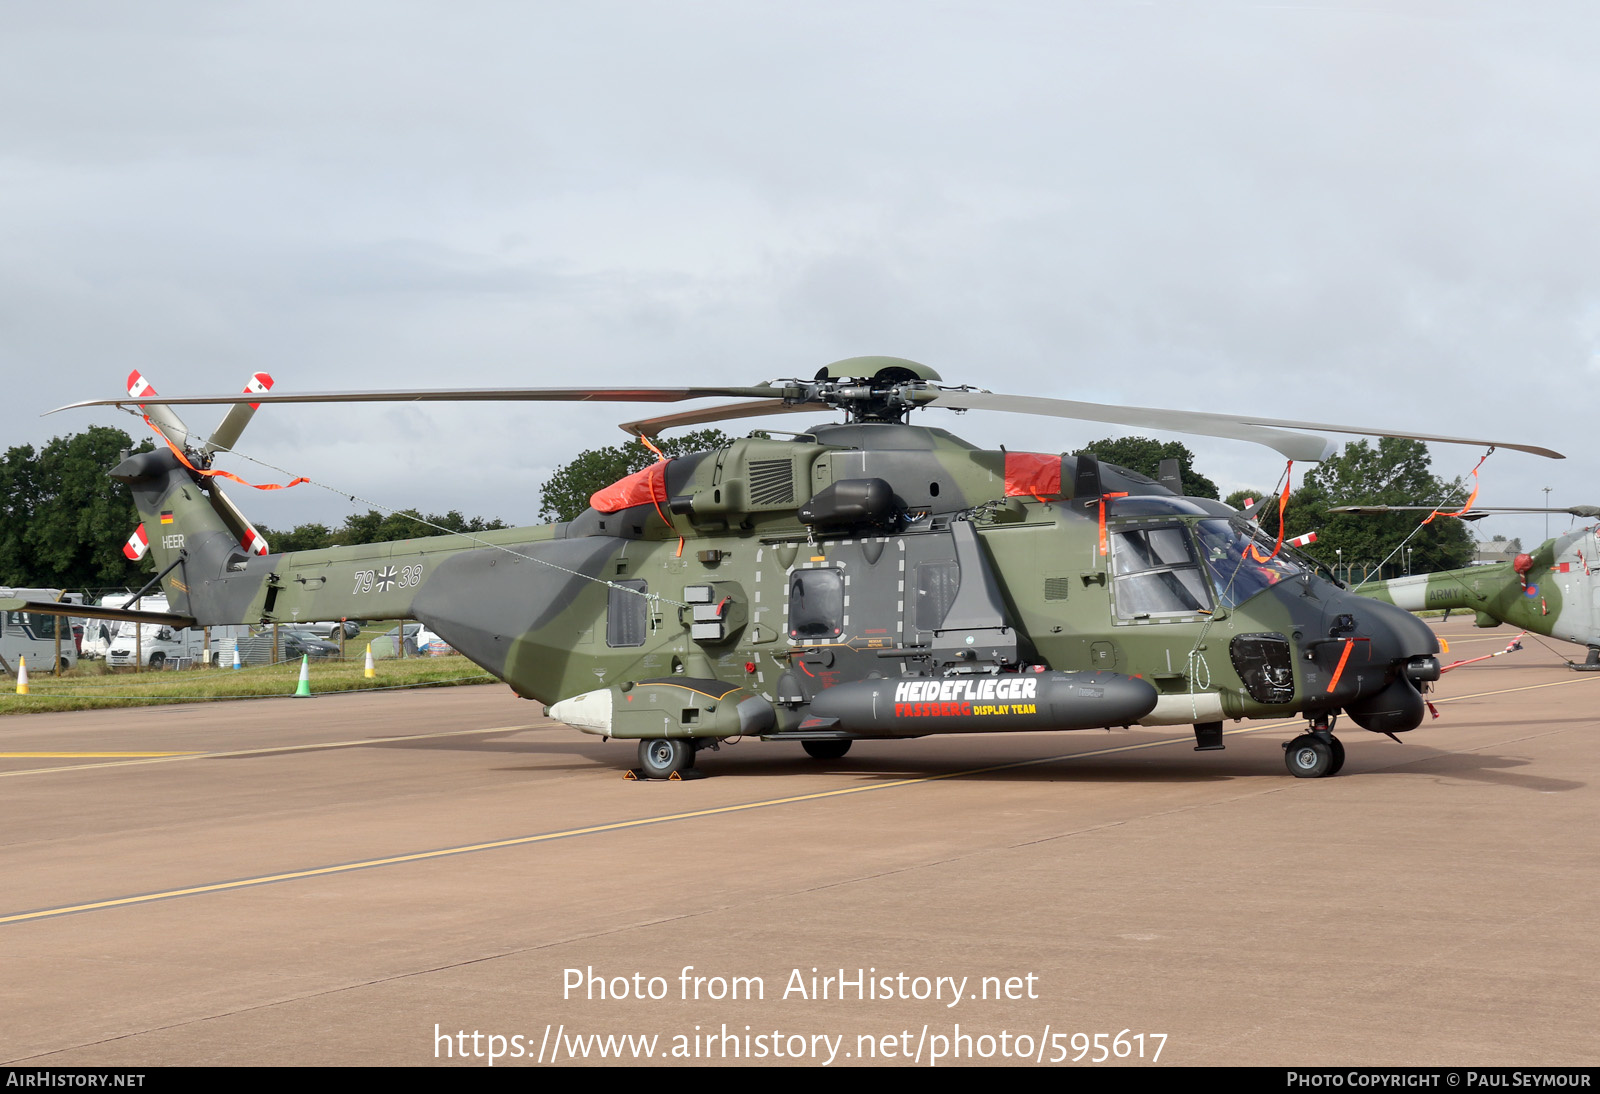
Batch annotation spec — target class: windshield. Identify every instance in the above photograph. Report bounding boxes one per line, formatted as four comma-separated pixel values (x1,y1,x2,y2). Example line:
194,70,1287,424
1193,519,1306,610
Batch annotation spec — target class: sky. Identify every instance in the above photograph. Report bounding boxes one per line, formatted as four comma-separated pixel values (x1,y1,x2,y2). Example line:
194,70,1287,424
4,1,1597,552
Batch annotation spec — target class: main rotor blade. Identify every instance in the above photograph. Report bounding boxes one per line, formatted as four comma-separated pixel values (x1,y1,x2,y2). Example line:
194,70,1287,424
1332,505,1600,519
1328,505,1493,522
52,385,780,414
920,391,1566,462
619,399,824,438
922,390,1333,461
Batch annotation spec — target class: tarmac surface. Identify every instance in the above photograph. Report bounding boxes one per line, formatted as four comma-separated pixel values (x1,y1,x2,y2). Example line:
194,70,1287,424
1,621,1596,1068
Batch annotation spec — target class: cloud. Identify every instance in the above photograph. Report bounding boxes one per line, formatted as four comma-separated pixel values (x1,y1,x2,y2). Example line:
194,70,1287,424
2,1,1594,550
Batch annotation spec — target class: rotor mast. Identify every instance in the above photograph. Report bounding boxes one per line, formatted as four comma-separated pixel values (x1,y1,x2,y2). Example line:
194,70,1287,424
791,356,946,424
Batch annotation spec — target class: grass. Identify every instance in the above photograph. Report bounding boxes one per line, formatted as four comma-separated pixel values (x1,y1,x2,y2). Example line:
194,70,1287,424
1,651,499,715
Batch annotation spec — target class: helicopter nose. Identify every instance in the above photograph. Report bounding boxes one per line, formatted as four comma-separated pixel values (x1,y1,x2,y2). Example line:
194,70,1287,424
1329,595,1440,734
1326,590,1438,661
1370,596,1441,677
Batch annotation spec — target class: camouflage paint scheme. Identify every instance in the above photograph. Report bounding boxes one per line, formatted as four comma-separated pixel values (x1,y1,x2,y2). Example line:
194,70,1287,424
1356,524,1600,659
87,403,1446,778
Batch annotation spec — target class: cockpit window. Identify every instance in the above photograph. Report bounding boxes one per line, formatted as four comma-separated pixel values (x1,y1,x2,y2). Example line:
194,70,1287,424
1108,524,1213,620
1194,519,1305,610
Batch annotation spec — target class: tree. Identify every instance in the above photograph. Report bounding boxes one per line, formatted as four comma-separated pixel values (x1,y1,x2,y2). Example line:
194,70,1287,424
1231,438,1475,578
257,510,508,550
538,429,736,522
1074,437,1219,499
0,427,153,590
256,522,335,553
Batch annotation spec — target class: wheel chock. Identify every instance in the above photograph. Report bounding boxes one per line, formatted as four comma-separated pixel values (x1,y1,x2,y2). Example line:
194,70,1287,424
622,768,707,782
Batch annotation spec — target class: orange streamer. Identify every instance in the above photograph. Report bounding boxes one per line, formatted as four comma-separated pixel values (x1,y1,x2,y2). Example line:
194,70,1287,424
1097,492,1129,556
1249,462,1293,563
1422,451,1489,526
149,420,308,491
1326,638,1355,693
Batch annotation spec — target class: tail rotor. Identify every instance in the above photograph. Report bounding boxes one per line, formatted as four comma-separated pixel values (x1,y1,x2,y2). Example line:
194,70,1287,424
123,370,276,560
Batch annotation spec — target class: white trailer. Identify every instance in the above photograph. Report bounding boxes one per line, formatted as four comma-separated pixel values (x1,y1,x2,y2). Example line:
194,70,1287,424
104,595,249,668
0,588,79,674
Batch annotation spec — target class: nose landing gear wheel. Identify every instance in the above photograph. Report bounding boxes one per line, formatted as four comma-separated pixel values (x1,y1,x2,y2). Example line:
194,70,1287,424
1326,735,1346,776
1284,734,1338,778
638,738,696,779
802,740,852,760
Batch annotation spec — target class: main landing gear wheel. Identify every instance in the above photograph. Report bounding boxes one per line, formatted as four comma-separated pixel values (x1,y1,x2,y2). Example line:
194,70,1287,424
1284,734,1341,778
638,738,696,779
802,740,852,760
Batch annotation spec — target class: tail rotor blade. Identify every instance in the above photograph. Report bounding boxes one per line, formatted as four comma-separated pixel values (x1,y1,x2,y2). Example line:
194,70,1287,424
123,524,149,561
204,372,275,458
126,370,196,450
127,371,272,556
210,482,271,556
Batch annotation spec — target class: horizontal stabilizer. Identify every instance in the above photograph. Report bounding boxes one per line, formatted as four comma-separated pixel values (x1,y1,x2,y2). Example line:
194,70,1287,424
0,598,198,629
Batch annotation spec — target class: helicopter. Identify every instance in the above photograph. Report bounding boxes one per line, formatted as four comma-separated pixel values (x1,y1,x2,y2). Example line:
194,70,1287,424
1329,505,1600,671
12,357,1564,781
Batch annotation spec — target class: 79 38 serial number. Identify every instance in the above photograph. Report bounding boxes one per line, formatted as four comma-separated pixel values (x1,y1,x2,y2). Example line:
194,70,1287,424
352,564,423,595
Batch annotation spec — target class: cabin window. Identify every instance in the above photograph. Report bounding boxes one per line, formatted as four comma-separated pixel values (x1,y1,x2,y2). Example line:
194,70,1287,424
788,569,844,639
606,579,650,647
913,561,960,632
1109,524,1213,619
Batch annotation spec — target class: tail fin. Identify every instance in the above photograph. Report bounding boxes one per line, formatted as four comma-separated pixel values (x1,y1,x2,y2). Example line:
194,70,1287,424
112,448,246,619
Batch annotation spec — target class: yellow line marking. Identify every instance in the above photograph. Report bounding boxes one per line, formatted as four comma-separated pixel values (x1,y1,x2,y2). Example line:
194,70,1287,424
1428,674,1600,703
0,724,542,778
6,672,1598,924
0,752,198,758
0,730,1280,926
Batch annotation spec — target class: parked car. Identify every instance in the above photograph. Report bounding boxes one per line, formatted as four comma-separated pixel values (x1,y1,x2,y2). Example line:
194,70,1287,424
235,627,339,666
284,628,341,659
312,619,363,640
375,623,451,657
